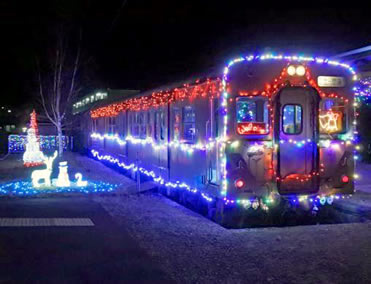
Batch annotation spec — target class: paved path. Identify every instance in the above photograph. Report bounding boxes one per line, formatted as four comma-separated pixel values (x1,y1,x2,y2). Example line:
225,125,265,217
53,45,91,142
0,197,172,283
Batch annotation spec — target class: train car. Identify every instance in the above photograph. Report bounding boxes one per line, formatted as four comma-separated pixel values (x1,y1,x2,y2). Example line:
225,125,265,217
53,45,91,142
82,53,359,226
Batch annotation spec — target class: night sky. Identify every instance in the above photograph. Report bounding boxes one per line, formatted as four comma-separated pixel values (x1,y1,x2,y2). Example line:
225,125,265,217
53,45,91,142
1,1,370,110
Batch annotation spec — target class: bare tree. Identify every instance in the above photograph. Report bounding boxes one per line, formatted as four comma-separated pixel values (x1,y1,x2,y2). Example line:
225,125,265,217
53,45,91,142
37,27,81,157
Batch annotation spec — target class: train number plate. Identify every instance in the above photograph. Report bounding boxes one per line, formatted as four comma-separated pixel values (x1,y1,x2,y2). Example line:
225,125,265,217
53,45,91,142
317,76,345,87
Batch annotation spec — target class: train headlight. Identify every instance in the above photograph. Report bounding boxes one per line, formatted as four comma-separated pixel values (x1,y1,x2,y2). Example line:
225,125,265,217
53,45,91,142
296,65,306,76
287,65,296,76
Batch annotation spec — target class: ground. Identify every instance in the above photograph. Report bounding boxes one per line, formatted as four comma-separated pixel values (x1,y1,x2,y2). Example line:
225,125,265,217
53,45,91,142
0,153,370,283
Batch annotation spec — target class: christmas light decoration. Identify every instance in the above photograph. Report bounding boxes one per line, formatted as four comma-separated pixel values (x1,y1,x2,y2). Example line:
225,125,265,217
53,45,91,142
90,148,346,210
56,161,71,187
30,151,90,189
0,180,117,196
87,53,358,215
319,111,342,133
91,79,222,118
31,151,57,187
237,122,268,135
91,132,218,152
9,135,69,153
23,110,44,167
220,53,357,198
75,173,88,187
353,77,371,104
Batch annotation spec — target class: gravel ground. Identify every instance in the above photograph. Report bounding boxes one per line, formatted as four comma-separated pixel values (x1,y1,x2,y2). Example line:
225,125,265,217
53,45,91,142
95,193,371,284
356,162,371,194
1,153,371,283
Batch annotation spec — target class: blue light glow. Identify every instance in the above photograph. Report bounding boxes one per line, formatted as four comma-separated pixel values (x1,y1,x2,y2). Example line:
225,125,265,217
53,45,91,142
0,180,118,196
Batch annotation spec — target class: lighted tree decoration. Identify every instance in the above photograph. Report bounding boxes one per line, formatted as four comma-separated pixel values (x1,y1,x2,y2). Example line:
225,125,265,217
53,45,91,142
23,110,44,167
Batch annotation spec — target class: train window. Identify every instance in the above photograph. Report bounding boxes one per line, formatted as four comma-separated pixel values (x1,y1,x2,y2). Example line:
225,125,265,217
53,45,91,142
97,118,103,132
319,99,345,134
183,106,196,142
92,119,97,132
282,104,302,134
236,98,269,135
155,111,164,140
132,113,140,137
108,117,116,134
139,113,146,139
147,112,152,137
161,112,165,140
121,114,126,137
237,100,256,122
173,108,181,141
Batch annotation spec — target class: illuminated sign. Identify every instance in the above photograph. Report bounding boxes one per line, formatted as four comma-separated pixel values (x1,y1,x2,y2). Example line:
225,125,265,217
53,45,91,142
317,76,345,87
237,122,268,135
319,111,343,133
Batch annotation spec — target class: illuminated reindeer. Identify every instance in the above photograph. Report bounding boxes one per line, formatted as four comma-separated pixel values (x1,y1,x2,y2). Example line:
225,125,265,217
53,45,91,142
31,151,57,188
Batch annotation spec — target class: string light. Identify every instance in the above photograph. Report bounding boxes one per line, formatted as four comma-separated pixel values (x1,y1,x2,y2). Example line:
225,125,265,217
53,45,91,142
0,180,118,196
9,135,69,153
91,79,222,118
91,132,218,152
87,53,358,214
221,53,358,197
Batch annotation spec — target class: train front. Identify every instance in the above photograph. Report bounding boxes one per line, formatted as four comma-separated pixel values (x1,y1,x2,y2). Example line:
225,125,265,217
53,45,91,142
220,55,358,212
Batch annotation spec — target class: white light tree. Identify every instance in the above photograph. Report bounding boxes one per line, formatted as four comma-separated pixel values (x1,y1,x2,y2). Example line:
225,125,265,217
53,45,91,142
37,27,81,157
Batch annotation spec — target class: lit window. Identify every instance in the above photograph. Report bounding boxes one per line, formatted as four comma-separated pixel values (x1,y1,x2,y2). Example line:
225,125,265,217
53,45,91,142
319,99,345,134
183,106,196,142
108,117,116,133
282,104,302,134
173,108,181,140
236,98,269,135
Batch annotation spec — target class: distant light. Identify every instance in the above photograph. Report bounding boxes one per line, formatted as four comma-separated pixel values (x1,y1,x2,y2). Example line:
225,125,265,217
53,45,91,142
7,110,11,113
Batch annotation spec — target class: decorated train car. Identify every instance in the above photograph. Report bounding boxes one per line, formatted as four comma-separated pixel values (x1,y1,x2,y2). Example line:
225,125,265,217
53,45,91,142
79,53,359,226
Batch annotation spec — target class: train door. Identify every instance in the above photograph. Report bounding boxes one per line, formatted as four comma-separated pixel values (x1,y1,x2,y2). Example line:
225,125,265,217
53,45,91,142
275,87,320,194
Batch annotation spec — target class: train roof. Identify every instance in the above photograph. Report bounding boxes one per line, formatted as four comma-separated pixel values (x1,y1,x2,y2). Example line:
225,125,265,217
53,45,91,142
85,52,359,117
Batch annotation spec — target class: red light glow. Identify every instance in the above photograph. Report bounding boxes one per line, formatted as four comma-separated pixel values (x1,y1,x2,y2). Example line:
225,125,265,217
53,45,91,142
341,175,349,183
237,122,268,135
235,179,245,189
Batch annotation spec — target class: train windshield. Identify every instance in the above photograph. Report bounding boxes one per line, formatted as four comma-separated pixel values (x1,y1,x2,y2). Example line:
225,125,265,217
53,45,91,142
236,97,269,135
319,98,346,134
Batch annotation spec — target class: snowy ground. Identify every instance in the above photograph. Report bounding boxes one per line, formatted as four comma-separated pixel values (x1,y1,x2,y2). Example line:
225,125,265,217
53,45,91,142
1,153,371,283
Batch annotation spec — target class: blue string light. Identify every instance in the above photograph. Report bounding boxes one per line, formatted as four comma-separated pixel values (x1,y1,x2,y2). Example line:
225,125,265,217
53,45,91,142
0,180,118,196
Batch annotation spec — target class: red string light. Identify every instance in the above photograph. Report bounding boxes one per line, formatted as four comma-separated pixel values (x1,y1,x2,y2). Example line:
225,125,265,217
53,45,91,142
91,78,222,118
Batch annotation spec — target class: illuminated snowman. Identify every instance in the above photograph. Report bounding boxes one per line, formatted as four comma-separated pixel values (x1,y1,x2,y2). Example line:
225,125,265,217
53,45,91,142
56,161,71,187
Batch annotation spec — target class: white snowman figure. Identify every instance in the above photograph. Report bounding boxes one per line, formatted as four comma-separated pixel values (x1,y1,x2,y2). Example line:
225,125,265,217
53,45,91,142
56,161,71,187
23,128,44,166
